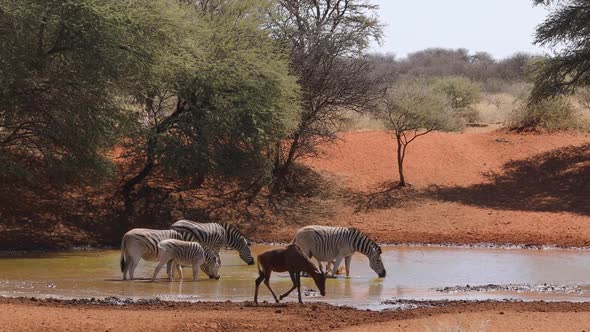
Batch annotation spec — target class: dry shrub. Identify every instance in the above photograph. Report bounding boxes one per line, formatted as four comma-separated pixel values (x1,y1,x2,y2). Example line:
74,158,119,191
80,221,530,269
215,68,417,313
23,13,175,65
476,93,518,124
339,109,385,132
507,97,588,132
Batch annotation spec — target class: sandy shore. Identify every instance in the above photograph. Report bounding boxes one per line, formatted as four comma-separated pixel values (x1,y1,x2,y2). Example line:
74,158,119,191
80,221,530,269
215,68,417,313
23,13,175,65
2,298,590,331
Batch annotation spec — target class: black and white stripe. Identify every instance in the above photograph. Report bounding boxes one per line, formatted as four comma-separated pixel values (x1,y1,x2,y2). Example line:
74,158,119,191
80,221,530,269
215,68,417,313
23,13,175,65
121,228,212,280
152,239,220,281
120,228,193,280
292,225,386,277
170,220,255,265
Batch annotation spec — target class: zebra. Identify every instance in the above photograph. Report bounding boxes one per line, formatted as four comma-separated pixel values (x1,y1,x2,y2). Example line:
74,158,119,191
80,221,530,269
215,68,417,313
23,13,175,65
152,239,220,281
120,228,214,280
292,225,386,278
170,220,255,265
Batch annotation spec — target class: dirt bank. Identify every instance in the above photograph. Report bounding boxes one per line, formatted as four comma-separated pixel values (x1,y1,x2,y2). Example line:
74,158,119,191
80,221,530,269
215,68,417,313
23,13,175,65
2,298,590,332
1,130,589,250
251,130,590,247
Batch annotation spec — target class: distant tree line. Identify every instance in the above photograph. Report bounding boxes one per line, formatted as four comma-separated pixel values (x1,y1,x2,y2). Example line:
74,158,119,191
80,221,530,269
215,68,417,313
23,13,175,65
369,49,536,92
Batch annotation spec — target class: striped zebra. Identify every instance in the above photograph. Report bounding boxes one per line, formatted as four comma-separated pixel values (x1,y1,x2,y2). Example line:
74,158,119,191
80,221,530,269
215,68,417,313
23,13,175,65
292,225,386,278
152,239,220,281
120,228,216,280
170,220,254,265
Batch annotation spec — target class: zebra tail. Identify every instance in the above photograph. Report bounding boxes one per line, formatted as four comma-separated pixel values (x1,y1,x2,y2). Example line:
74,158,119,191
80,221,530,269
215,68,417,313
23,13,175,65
120,238,126,273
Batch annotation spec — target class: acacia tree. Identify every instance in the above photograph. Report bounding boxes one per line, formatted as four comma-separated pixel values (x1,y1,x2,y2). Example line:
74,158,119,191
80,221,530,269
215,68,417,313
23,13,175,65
377,82,461,187
530,0,590,101
431,77,481,124
269,0,383,187
121,1,300,213
0,0,183,186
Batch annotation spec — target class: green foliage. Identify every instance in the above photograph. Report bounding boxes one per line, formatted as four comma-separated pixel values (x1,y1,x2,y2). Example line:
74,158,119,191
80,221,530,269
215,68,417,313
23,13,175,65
0,0,188,185
379,81,462,134
508,97,586,132
431,76,482,123
124,0,301,193
530,0,590,101
376,80,461,186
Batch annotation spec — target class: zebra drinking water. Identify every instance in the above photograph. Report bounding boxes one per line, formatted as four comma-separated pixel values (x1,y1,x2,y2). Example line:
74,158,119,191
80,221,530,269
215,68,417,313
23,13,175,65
120,228,189,280
293,225,386,278
170,220,254,265
152,239,220,281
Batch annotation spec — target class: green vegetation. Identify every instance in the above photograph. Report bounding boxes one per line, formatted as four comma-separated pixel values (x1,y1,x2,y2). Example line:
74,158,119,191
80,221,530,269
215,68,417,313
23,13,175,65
120,1,301,211
508,97,586,132
530,0,590,101
0,0,308,228
0,0,183,185
376,81,461,186
1,0,589,236
431,77,482,124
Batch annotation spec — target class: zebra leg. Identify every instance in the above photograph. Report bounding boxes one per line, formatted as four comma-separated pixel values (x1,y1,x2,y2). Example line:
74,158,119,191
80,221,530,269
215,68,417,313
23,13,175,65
326,261,334,273
279,272,298,300
151,260,168,282
331,256,344,277
169,262,176,281
192,258,203,281
166,261,172,279
128,257,141,281
315,258,324,273
345,256,352,277
176,264,183,280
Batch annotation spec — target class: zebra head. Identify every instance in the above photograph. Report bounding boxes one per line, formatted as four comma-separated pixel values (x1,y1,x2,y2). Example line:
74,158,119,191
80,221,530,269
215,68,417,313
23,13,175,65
369,246,386,278
348,227,386,278
201,247,221,280
223,223,254,265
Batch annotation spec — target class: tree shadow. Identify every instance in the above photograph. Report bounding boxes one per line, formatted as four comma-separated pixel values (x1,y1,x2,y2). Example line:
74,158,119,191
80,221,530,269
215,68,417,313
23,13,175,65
351,181,424,213
428,143,590,216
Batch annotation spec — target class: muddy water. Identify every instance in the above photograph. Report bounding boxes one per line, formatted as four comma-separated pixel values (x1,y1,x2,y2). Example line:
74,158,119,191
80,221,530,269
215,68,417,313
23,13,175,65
1,245,590,308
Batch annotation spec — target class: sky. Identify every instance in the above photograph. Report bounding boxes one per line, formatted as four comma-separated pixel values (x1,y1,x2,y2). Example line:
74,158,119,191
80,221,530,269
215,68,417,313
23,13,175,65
370,0,550,60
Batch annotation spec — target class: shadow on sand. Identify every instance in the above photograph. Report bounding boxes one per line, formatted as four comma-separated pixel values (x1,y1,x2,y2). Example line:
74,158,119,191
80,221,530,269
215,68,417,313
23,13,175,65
428,143,590,216
353,144,590,216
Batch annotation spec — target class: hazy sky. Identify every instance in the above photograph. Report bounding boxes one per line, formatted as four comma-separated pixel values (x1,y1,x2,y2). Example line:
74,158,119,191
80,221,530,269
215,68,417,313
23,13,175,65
371,0,550,60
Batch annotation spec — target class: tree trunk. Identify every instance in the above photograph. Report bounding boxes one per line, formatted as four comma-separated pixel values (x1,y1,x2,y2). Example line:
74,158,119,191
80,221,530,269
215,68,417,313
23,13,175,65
271,132,300,194
121,135,156,215
119,100,186,220
396,134,406,187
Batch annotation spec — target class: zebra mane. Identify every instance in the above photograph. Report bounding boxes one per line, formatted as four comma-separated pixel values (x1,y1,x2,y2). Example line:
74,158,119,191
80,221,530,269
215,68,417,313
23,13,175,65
203,246,220,264
222,223,251,243
348,227,382,254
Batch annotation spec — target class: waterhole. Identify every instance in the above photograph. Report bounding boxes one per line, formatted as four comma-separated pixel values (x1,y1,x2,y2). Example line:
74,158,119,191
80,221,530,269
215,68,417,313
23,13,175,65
1,245,590,308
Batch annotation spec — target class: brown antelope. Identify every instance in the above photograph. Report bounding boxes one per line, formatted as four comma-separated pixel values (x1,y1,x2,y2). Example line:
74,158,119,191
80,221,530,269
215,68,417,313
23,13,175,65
254,243,327,304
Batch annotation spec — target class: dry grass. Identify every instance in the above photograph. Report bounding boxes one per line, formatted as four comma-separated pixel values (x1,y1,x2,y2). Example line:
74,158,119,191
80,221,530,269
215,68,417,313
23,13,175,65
339,110,385,132
475,93,518,125
342,95,589,133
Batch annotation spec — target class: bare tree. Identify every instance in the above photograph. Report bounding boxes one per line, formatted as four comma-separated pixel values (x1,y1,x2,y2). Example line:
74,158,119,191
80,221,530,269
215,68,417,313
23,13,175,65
376,81,461,187
269,0,384,187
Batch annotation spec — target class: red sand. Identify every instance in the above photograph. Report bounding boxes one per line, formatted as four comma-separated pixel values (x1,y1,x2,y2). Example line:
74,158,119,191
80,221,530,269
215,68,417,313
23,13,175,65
305,130,588,191
3,298,590,332
253,130,590,247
